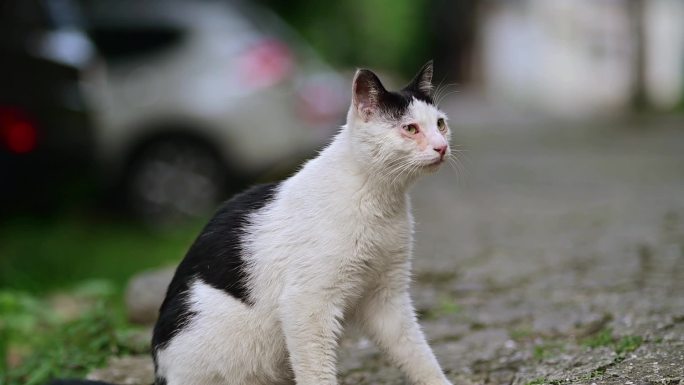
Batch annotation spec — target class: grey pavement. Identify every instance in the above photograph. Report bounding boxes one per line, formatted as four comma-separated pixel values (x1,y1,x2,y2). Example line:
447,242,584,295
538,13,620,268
338,110,684,385
94,110,684,385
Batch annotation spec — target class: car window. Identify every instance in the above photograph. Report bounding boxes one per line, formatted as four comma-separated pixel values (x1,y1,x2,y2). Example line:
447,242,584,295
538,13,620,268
0,0,83,29
88,24,184,62
0,0,49,31
43,0,85,29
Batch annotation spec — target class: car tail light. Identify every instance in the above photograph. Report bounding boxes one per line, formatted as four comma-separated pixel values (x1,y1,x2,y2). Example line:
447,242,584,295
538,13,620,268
0,107,38,154
296,77,348,127
236,39,294,90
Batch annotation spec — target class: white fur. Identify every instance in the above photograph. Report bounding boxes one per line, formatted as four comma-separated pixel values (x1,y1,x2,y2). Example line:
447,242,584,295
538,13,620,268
155,94,452,385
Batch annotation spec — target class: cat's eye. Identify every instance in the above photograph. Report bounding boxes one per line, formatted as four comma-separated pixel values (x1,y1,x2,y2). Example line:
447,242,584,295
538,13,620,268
404,124,419,135
437,118,447,133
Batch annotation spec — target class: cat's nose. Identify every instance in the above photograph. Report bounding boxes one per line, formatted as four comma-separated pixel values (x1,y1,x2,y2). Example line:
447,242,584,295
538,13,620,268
433,145,447,158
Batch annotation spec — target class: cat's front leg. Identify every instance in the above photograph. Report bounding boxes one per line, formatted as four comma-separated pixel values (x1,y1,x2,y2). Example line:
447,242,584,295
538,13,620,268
355,287,452,385
278,286,346,385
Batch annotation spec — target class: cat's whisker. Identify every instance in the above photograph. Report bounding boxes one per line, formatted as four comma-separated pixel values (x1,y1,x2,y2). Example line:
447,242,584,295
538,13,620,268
390,158,422,187
434,83,459,106
446,159,458,184
451,150,472,169
432,79,457,98
387,161,415,187
436,88,460,105
409,162,424,179
448,153,470,184
434,74,449,95
449,150,467,168
433,81,458,103
432,76,447,102
373,155,406,185
446,157,464,185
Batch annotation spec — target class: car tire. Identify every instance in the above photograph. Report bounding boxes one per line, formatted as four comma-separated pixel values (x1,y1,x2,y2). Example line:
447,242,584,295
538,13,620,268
124,137,229,225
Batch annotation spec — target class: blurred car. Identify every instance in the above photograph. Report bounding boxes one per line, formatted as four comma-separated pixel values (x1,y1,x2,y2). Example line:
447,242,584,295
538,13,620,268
78,0,349,222
0,0,98,213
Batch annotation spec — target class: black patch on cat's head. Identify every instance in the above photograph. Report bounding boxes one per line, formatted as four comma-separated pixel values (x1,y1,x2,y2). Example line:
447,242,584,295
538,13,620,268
352,60,435,121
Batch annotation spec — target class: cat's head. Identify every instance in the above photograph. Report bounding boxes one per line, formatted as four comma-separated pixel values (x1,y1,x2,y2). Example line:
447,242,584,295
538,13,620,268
347,61,450,183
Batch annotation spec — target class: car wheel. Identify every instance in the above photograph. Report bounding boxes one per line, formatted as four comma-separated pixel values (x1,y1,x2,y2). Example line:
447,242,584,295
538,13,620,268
125,138,228,225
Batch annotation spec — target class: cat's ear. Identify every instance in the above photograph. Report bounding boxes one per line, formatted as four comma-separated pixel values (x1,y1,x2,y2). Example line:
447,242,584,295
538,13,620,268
352,69,387,122
406,60,434,96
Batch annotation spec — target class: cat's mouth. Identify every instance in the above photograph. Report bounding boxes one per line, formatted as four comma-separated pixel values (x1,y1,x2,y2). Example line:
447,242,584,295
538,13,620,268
425,158,444,168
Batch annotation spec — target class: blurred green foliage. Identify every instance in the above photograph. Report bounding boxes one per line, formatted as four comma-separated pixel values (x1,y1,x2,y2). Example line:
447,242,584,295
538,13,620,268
0,216,201,293
0,214,203,382
0,282,141,385
265,0,431,77
0,214,203,383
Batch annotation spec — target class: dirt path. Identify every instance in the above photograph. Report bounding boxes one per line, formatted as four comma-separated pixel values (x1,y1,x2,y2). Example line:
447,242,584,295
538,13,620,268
338,115,684,384
91,114,684,385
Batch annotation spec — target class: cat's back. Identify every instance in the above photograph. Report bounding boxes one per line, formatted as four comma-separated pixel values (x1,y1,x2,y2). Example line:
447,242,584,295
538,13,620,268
152,182,280,350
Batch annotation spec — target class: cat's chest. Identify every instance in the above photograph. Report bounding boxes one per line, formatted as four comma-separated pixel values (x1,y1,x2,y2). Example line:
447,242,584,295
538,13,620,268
349,210,412,263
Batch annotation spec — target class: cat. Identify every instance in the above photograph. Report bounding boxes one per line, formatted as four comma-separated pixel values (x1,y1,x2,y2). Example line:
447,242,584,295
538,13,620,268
49,61,454,385
150,61,453,385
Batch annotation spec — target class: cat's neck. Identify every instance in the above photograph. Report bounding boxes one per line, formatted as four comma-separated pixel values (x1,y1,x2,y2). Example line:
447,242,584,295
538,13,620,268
310,127,413,211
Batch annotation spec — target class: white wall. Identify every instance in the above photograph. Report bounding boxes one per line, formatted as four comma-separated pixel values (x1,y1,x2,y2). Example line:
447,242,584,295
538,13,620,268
645,0,684,109
480,0,684,114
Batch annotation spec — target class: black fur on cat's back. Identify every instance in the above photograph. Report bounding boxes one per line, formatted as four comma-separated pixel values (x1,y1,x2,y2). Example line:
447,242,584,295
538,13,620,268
151,182,279,354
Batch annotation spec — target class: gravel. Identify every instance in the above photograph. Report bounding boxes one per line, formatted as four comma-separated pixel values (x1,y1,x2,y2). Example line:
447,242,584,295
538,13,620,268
109,114,684,385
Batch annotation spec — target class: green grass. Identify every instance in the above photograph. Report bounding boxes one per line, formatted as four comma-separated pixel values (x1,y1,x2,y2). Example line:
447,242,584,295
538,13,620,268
590,367,607,378
0,286,145,385
525,378,549,385
581,327,643,357
525,378,566,385
614,335,643,356
533,341,564,361
0,214,204,384
0,215,203,294
509,326,535,341
424,296,461,319
523,328,645,385
581,328,614,349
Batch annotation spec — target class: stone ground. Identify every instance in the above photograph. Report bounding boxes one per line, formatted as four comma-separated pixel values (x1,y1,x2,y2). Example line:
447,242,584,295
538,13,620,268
91,110,684,385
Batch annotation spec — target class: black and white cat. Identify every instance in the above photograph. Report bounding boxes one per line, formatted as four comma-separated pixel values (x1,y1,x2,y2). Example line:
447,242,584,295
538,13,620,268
150,61,452,385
